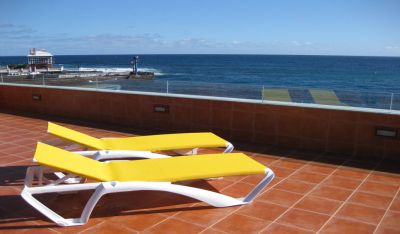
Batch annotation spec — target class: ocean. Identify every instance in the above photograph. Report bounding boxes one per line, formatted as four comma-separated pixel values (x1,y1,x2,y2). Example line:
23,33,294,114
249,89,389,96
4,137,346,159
1,54,400,94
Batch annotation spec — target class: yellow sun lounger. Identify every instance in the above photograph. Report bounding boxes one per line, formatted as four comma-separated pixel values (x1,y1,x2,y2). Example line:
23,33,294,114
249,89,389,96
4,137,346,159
48,122,234,160
310,89,345,106
262,88,292,102
21,143,275,226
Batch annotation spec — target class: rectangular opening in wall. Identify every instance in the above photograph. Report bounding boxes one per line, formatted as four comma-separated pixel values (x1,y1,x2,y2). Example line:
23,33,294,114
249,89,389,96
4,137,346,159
153,105,169,113
32,94,42,101
375,127,398,138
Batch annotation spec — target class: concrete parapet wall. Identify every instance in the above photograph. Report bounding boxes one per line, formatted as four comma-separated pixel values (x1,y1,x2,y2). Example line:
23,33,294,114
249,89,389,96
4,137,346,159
1,84,399,162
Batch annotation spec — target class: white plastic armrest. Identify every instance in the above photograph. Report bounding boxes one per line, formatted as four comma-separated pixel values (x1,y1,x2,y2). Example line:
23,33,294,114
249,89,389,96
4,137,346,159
73,150,171,161
224,142,234,153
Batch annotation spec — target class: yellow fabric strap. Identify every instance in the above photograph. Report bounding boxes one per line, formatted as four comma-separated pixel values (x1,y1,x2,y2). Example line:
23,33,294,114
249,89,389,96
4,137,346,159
48,122,105,150
310,89,344,106
262,89,292,102
102,133,228,151
35,142,110,181
48,122,228,151
34,143,266,182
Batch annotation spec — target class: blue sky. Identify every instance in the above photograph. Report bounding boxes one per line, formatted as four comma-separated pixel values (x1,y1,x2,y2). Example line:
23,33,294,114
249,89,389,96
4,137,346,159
1,0,399,56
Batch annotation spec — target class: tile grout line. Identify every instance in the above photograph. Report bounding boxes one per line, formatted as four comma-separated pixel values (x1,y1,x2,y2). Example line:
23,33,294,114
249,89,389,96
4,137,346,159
315,160,383,233
33,225,61,234
239,205,380,228
2,157,33,166
258,156,356,233
341,185,398,198
141,201,204,232
195,203,241,233
294,206,381,227
372,187,400,234
269,221,317,233
215,155,283,193
208,212,271,233
75,220,106,234
198,227,231,234
345,198,394,210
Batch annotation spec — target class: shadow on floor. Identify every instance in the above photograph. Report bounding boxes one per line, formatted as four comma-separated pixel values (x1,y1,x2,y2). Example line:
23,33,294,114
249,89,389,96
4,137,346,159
0,166,28,186
0,164,224,230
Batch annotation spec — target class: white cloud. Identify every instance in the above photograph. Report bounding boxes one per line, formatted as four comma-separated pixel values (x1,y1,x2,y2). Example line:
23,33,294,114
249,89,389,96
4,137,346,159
385,46,400,50
0,24,397,56
291,40,313,47
0,24,36,38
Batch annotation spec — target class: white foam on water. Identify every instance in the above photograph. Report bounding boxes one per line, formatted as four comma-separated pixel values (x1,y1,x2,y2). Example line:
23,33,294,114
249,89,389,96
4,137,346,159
138,67,164,76
77,67,132,73
74,67,165,76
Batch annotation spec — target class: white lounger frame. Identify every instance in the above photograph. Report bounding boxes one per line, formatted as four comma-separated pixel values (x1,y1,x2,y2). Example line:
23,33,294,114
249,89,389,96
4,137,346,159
72,141,234,161
65,141,234,159
74,150,172,160
21,166,274,226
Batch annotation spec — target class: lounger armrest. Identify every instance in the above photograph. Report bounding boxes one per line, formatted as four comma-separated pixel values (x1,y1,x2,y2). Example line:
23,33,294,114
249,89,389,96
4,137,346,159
73,150,171,161
173,142,233,155
224,142,234,153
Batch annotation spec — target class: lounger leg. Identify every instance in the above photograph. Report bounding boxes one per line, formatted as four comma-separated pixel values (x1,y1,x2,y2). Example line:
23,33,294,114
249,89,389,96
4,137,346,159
242,168,275,203
21,182,101,226
21,181,244,226
65,181,247,225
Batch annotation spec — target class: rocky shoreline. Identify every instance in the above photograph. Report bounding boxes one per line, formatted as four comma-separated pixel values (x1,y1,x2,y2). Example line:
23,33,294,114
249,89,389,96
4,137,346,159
0,75,128,86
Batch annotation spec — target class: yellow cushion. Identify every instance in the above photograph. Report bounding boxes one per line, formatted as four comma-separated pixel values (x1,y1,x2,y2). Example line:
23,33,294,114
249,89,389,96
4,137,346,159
34,143,266,182
48,122,228,151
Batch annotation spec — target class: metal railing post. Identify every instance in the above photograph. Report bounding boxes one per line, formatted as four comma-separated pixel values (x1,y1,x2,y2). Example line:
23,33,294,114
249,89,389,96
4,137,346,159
1,74,3,83
166,80,169,94
42,74,45,86
261,85,265,102
390,93,394,110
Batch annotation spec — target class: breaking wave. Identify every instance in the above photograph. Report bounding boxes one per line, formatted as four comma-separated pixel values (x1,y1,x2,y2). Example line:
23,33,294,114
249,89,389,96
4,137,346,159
68,67,164,76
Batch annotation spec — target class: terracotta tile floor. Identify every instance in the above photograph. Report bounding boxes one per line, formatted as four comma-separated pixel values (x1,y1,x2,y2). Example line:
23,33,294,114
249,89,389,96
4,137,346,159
0,111,399,234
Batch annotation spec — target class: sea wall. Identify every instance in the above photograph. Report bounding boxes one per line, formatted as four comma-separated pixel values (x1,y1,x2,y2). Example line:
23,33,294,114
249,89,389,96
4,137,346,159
1,84,399,162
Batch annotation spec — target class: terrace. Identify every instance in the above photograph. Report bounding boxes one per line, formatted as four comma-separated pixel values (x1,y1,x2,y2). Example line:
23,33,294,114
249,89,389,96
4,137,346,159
0,82,399,233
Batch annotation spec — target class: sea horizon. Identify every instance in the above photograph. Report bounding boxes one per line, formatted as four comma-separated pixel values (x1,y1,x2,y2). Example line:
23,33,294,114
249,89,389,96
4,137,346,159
1,53,400,58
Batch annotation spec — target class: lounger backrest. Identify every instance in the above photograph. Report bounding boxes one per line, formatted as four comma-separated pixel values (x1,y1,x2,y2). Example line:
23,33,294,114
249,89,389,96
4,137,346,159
34,142,111,181
47,122,105,150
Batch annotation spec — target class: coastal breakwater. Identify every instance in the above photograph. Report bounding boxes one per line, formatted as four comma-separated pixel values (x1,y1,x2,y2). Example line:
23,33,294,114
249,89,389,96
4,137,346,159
0,75,128,86
0,70,155,86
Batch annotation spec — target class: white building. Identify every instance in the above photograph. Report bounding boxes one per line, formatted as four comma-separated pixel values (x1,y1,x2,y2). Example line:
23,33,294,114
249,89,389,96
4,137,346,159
27,48,53,70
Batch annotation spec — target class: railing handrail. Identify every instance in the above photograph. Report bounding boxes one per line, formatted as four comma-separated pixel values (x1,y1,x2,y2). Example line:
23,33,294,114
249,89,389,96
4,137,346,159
0,76,399,111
